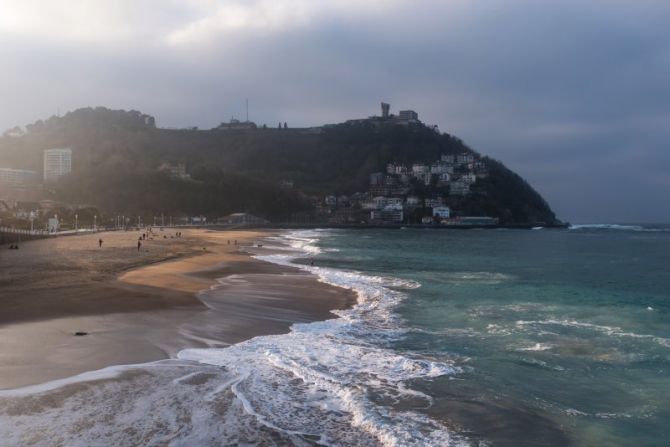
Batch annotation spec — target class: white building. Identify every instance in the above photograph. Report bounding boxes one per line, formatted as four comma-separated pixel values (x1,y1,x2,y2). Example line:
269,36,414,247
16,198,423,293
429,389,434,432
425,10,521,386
461,173,477,184
441,154,455,164
433,206,451,218
406,196,420,206
370,205,404,223
398,110,419,122
386,163,406,175
43,148,72,182
438,172,451,183
425,197,445,208
450,181,471,196
412,164,429,175
456,153,475,165
0,168,37,188
325,195,337,206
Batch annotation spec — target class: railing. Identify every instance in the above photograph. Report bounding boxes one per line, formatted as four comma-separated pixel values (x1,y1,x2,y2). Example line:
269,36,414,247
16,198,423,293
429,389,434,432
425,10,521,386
0,226,51,236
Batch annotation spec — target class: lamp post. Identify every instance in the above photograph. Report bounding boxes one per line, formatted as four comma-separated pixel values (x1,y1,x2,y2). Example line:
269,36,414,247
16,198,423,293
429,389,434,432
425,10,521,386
94,215,97,230
75,214,78,231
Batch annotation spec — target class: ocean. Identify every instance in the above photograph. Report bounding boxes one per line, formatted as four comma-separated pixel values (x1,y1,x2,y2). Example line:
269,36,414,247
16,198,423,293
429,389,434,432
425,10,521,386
2,225,669,446
283,225,670,446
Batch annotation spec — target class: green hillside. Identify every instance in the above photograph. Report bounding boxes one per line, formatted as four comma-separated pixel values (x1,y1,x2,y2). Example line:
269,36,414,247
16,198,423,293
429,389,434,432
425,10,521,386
0,107,558,224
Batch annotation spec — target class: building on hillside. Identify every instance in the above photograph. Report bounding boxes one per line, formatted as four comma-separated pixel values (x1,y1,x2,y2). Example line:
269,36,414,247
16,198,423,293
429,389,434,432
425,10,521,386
449,181,471,196
370,205,404,223
217,118,257,130
398,110,419,122
441,154,455,164
461,173,477,184
406,196,420,206
43,148,72,182
421,172,433,186
412,164,429,175
381,102,390,119
433,206,451,218
325,195,337,206
437,172,451,184
425,197,445,208
0,168,38,188
369,172,384,186
456,153,475,165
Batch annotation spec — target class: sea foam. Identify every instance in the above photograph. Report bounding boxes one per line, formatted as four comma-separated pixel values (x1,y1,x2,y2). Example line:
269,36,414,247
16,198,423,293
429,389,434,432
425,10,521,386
0,229,468,447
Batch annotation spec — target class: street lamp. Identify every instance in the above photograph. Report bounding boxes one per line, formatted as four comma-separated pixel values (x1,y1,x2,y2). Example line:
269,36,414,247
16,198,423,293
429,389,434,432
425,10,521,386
94,215,97,230
75,214,78,231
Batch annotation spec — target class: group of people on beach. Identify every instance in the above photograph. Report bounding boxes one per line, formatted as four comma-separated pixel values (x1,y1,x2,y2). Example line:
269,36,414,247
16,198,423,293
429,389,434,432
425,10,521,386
7,244,19,250
90,227,185,252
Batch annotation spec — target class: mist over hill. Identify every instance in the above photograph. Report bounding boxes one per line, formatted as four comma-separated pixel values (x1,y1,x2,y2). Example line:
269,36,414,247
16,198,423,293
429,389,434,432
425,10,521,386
0,107,558,225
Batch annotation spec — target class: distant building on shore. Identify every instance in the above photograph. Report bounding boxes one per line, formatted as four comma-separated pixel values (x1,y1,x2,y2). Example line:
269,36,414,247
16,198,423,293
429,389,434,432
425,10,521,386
217,118,257,130
0,168,38,188
43,148,72,182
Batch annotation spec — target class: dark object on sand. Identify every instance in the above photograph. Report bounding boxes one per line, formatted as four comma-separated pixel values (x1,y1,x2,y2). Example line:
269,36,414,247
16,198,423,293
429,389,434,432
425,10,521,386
74,331,88,336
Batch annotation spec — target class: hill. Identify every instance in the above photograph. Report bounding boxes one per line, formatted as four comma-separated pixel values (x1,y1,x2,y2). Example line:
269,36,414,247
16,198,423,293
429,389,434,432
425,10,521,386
0,107,558,225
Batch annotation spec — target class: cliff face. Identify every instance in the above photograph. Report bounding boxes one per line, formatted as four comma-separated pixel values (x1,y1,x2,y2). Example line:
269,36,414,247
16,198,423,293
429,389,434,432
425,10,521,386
0,108,558,224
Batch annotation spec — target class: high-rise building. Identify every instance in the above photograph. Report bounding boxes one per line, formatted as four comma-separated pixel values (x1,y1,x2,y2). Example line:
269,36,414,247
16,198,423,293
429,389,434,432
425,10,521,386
43,148,72,182
0,168,37,188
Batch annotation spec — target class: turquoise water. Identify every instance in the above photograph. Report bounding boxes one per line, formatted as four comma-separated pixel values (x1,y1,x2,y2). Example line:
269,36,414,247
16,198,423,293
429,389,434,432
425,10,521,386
306,226,670,446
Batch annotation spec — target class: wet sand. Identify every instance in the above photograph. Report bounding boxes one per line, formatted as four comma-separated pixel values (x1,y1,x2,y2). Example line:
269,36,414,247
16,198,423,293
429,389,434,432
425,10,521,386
0,229,354,389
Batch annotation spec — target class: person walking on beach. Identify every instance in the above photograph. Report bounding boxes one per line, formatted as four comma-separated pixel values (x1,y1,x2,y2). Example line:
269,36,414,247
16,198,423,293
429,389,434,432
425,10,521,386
137,240,142,251
98,239,103,248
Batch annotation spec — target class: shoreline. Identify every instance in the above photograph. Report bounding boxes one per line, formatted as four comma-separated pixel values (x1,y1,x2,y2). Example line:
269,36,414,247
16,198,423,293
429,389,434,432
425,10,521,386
0,228,355,389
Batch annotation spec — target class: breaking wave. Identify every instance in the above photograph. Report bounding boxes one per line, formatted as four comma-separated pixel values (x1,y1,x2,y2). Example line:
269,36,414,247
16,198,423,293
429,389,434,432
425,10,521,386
569,224,670,233
0,229,467,446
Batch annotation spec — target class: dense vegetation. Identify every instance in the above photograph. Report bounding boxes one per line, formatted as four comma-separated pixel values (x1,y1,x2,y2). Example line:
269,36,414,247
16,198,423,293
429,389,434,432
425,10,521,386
0,107,558,224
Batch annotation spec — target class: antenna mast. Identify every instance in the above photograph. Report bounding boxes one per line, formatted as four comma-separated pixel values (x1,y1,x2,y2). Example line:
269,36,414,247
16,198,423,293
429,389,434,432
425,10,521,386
246,98,249,122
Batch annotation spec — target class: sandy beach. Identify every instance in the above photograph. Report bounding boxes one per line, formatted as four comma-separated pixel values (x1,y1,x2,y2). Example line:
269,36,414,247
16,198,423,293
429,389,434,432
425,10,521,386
0,228,354,389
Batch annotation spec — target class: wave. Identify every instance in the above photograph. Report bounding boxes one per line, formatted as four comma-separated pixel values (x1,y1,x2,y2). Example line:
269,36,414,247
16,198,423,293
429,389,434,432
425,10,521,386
425,271,514,285
515,319,670,349
0,229,468,447
569,224,670,233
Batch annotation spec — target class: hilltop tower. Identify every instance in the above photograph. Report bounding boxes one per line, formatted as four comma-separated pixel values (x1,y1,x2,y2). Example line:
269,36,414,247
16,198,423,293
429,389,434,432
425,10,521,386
381,102,390,119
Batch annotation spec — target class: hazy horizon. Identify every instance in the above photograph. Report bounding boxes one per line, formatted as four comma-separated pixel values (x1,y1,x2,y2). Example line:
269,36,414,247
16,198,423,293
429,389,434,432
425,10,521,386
1,0,668,222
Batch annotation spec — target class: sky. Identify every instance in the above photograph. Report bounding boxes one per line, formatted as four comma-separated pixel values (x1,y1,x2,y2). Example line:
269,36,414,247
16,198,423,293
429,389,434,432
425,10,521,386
0,0,669,223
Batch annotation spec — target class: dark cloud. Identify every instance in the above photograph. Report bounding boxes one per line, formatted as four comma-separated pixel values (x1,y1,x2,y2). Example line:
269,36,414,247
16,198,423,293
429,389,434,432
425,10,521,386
0,0,668,222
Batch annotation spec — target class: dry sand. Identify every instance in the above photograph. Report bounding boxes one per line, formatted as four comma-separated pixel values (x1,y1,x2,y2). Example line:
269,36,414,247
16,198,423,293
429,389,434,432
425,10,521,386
0,229,354,389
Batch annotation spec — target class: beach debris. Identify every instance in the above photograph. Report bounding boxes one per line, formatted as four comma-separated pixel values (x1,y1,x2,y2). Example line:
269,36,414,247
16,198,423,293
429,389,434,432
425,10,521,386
74,331,88,336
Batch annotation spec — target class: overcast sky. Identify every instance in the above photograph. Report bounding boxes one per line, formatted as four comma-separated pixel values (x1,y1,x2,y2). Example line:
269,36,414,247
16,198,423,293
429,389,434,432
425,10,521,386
1,0,668,222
